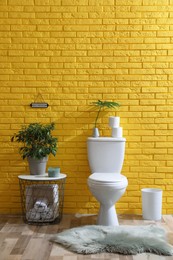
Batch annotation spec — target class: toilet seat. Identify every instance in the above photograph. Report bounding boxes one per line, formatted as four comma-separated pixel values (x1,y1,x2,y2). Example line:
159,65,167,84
88,173,128,188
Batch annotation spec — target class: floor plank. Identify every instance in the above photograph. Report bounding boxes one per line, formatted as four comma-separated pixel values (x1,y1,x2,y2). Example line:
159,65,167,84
0,214,172,260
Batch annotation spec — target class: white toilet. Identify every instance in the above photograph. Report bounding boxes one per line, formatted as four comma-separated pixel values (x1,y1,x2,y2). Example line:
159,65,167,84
87,137,128,226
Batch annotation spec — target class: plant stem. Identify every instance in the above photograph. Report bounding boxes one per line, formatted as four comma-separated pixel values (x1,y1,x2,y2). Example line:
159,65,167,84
95,106,102,128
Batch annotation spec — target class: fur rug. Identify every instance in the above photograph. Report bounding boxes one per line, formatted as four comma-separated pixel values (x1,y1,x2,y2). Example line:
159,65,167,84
51,225,173,255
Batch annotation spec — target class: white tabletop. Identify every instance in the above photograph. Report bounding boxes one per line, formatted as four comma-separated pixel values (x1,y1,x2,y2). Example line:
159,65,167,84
18,173,67,181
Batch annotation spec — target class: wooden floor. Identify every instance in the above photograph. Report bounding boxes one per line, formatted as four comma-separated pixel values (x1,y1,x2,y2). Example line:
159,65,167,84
0,214,173,260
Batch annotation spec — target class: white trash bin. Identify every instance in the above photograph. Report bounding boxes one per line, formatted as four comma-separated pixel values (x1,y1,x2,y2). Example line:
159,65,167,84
141,188,163,221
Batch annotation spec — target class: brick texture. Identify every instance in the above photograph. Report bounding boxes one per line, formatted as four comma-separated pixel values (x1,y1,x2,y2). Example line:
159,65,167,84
0,0,172,215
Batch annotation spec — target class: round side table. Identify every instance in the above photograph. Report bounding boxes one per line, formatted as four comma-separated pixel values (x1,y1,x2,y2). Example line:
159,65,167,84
18,173,67,224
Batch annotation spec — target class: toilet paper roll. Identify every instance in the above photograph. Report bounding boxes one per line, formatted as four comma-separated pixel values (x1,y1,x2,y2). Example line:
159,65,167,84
109,117,120,128
111,127,123,138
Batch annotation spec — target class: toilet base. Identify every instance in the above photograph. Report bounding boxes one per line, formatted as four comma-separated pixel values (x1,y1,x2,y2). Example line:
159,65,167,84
97,204,119,226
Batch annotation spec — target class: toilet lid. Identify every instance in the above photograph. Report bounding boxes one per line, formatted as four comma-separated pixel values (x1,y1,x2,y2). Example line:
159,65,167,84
88,173,124,183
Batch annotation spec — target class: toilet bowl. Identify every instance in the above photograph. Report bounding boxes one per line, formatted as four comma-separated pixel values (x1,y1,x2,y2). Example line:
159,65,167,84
88,173,128,226
87,137,128,226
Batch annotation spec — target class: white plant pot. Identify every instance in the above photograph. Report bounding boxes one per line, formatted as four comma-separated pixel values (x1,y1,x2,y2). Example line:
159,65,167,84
92,128,100,138
27,156,48,175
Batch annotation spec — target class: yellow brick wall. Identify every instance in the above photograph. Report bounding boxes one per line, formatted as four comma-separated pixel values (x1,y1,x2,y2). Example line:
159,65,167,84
0,0,173,215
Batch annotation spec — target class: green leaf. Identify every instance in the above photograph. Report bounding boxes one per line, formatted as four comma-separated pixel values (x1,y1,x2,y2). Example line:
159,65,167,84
91,100,120,128
11,122,58,160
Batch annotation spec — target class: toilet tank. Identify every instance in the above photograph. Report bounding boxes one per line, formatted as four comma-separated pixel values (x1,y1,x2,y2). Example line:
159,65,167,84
87,137,126,174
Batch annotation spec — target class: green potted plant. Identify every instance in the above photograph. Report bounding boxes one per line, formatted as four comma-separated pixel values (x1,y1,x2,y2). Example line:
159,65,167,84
92,100,120,137
11,122,58,175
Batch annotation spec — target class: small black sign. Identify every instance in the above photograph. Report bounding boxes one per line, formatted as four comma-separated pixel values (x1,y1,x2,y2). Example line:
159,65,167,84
30,102,49,108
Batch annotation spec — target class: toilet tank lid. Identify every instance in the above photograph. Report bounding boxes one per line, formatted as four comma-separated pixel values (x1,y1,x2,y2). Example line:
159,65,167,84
89,173,125,182
87,137,126,142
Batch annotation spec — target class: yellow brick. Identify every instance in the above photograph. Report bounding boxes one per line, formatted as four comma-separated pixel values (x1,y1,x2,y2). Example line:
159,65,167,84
129,18,156,25
143,0,169,5
117,25,142,31
63,13,88,19
35,0,61,4
0,0,7,4
158,44,173,51
104,18,128,25
51,6,77,12
142,136,167,142
0,25,10,31
116,203,129,209
89,0,114,4
116,12,141,19
0,12,7,18
24,57,49,62
146,38,170,44
62,0,87,5
8,0,34,4
9,12,35,19
132,5,169,12
37,25,62,31
130,69,155,75
78,5,103,12
9,50,34,56
118,38,143,44
156,105,173,111
143,87,167,93
143,62,168,69
116,0,142,4
76,44,102,50
36,12,61,19
127,185,140,191
88,50,113,56
62,50,87,57
24,5,50,12
131,166,155,173
130,44,155,50
114,50,140,57
11,25,36,31
142,50,167,56
90,75,115,81
145,24,169,30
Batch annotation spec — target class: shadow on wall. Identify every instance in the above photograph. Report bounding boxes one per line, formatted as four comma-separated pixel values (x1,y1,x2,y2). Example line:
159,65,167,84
5,103,126,215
